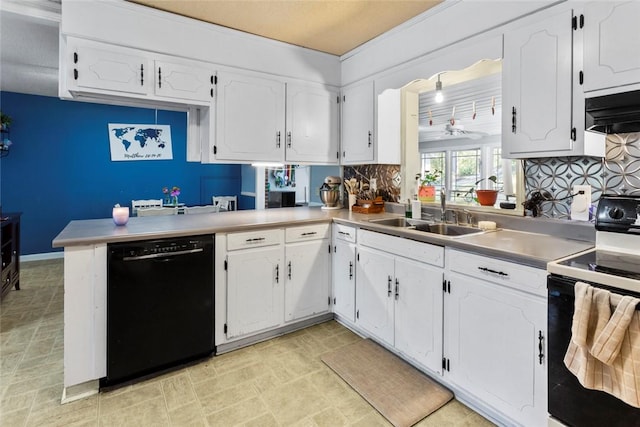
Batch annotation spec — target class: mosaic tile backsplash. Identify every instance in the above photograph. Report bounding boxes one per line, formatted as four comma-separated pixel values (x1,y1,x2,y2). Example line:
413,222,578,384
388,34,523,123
343,164,402,202
524,132,640,218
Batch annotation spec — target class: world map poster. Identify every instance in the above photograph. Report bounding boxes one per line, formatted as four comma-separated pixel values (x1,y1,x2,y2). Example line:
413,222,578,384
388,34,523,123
108,124,173,161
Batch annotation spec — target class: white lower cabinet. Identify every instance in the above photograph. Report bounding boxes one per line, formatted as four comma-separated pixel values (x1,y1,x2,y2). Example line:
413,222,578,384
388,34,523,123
332,224,357,323
223,224,331,341
284,224,331,322
394,256,443,375
355,246,396,345
444,249,547,426
356,230,444,374
224,229,284,339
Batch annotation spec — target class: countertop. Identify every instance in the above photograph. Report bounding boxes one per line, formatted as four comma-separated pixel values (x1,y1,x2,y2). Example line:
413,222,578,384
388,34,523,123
52,207,594,269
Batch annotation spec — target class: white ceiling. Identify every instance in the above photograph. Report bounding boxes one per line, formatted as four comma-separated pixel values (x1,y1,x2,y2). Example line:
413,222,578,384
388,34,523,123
0,0,443,98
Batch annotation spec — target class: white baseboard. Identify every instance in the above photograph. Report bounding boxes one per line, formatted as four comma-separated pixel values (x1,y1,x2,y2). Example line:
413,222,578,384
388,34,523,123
21,252,64,262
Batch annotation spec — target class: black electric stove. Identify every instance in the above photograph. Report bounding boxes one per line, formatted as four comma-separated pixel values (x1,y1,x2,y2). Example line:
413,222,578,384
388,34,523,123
548,195,640,427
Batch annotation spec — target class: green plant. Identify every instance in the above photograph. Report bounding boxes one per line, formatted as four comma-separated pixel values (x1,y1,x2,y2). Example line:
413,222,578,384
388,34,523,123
473,175,498,190
0,112,12,128
416,170,441,186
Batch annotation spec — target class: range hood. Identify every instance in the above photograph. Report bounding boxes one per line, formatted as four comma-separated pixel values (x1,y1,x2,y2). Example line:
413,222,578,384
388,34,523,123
586,89,640,134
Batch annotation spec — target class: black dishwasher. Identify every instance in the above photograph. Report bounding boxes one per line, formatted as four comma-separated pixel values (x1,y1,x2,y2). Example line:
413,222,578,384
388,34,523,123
103,235,214,387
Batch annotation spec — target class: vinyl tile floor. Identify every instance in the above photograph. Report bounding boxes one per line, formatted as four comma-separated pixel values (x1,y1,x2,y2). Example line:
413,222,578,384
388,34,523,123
0,259,495,427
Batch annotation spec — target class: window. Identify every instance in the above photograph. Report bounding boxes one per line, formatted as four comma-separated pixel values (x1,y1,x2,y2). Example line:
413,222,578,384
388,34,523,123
420,142,515,205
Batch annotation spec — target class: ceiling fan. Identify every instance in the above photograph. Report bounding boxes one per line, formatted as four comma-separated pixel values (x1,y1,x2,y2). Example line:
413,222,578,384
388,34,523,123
419,122,488,140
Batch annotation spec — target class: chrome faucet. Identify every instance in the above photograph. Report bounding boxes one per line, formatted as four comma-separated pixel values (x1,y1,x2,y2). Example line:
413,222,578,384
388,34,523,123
440,187,446,222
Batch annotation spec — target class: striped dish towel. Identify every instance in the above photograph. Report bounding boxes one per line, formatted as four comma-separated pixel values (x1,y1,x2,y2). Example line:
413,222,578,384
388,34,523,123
564,281,640,408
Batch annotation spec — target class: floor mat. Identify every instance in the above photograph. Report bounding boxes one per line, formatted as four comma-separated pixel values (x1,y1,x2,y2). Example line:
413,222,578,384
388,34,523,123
321,339,453,427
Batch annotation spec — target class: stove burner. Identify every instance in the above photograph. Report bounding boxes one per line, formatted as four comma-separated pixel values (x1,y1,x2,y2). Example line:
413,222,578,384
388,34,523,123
560,250,640,281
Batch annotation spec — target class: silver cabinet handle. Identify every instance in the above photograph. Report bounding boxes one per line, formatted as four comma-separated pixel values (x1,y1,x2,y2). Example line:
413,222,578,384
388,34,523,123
288,261,292,280
287,131,292,148
395,278,399,300
387,275,392,297
276,131,281,148
368,131,372,147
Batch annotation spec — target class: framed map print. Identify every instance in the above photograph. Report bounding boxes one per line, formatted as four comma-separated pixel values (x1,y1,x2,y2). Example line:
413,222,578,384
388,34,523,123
108,123,173,161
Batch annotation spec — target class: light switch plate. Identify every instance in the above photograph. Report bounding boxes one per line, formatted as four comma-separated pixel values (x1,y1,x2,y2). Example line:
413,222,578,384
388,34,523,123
571,185,591,221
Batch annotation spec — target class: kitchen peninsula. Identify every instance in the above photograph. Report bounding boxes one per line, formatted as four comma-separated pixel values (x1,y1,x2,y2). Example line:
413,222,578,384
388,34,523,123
53,206,593,425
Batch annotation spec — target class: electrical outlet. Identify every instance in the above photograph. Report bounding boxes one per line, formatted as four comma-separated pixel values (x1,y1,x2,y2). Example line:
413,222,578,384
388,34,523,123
571,185,591,221
370,178,377,193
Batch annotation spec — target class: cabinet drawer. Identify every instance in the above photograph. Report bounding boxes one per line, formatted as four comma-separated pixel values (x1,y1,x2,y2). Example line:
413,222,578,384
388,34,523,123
447,249,547,297
285,223,330,243
227,228,284,251
359,229,444,267
333,224,357,243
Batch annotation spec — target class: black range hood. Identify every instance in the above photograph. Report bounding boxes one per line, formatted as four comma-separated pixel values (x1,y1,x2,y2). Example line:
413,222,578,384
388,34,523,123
586,89,640,134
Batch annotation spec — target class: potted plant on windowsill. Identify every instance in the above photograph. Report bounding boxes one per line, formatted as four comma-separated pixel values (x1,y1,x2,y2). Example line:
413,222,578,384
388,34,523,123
470,175,498,206
416,170,441,203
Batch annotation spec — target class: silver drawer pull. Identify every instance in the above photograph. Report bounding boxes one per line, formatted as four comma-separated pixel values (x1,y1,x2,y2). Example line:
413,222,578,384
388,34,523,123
478,266,509,277
246,237,266,243
301,232,317,236
338,231,351,237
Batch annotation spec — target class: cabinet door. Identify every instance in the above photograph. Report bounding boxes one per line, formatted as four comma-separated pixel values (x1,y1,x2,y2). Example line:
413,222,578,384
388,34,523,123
394,257,443,375
215,71,285,162
444,272,547,427
286,83,340,164
502,10,574,157
583,1,640,92
355,246,394,346
285,240,330,322
341,81,374,164
332,239,356,322
376,88,402,165
155,60,214,102
71,41,150,95
226,246,283,338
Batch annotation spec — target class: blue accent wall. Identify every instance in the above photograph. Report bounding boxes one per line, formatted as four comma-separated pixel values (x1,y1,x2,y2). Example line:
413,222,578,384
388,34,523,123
0,92,242,255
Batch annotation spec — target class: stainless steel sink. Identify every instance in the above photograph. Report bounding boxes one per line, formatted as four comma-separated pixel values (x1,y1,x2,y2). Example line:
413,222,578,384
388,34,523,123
368,217,484,237
411,222,484,236
368,217,414,227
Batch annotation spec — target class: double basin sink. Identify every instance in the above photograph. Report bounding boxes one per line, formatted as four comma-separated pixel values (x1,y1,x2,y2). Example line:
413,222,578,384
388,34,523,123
368,217,485,237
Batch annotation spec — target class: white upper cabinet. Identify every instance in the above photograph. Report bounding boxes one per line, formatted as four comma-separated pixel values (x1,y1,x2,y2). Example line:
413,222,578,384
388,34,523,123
154,61,215,103
375,88,402,165
502,10,575,158
212,71,340,164
63,37,215,107
583,1,640,93
215,71,286,162
286,83,340,164
502,7,606,158
341,80,375,164
67,39,150,96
